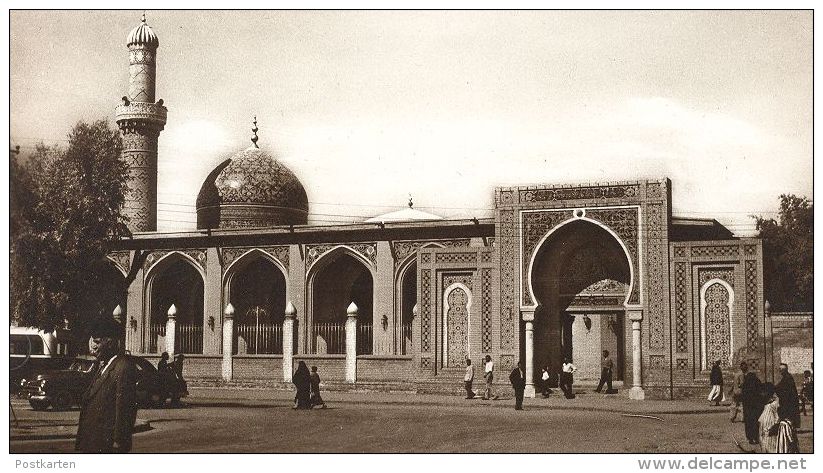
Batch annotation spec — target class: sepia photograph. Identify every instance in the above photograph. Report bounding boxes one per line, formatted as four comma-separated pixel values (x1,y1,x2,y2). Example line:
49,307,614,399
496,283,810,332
5,3,815,466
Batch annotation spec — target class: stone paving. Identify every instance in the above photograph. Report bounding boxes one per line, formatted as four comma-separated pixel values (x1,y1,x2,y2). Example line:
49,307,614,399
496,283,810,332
9,387,814,453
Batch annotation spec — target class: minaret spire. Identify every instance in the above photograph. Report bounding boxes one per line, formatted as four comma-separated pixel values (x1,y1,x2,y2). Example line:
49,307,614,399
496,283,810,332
116,13,166,232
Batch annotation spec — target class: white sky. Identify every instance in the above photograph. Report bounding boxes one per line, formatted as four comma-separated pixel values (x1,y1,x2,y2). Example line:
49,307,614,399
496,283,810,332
9,9,812,235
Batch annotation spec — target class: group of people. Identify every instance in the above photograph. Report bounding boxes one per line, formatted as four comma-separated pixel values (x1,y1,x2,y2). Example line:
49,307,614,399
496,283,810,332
292,361,327,409
463,355,500,401
461,351,616,407
156,352,189,407
724,361,810,453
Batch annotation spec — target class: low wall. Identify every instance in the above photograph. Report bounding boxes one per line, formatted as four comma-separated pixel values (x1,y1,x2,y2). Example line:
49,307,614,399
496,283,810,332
356,355,414,381
292,355,347,381
232,355,283,381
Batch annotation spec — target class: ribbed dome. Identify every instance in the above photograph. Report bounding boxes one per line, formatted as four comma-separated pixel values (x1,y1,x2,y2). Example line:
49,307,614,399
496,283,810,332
127,15,159,49
196,146,309,229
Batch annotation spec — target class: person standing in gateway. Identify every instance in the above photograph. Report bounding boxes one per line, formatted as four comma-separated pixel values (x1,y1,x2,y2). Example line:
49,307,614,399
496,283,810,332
595,350,614,393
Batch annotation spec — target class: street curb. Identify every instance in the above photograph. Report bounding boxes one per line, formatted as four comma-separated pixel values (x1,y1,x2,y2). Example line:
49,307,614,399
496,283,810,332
10,419,152,442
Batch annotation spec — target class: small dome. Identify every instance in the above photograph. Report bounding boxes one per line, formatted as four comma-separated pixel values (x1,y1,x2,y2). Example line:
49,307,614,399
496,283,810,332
127,14,159,49
196,146,309,229
365,198,443,224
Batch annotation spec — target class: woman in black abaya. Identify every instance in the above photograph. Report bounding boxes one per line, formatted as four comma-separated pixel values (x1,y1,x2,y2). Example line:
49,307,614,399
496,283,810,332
293,361,312,409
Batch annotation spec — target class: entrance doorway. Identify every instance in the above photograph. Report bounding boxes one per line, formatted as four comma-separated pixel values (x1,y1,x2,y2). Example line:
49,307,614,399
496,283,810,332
530,219,631,384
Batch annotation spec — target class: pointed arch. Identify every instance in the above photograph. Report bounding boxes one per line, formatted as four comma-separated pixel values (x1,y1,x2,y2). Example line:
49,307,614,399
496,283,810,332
307,245,376,282
527,216,635,308
143,251,206,354
307,246,374,355
223,249,288,355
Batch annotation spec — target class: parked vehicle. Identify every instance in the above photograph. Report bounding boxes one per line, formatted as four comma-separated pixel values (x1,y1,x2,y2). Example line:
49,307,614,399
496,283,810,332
10,326,74,392
19,355,185,411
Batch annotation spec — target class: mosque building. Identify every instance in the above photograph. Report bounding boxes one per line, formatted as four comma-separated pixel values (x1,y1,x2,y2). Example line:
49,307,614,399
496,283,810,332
106,15,769,399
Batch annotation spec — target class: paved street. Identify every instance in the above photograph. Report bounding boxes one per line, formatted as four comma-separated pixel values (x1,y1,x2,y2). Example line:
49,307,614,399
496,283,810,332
10,387,814,453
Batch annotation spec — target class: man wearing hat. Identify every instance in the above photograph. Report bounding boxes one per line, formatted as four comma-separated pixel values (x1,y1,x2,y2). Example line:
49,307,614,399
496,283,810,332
75,317,138,453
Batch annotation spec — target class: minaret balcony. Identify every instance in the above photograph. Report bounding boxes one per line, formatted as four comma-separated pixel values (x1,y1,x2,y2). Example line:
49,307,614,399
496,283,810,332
115,102,167,129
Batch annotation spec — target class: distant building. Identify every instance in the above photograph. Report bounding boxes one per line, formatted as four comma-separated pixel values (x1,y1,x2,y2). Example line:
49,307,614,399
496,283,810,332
103,15,768,399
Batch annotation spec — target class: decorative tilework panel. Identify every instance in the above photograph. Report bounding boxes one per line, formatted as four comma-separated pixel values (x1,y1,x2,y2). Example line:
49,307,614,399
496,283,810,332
704,282,731,368
421,269,432,352
445,287,469,368
481,269,493,353
644,204,666,350
745,261,759,349
674,262,688,352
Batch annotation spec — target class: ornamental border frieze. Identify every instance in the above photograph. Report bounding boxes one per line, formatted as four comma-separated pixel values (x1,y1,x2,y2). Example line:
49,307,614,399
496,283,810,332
221,246,290,273
107,251,131,276
143,249,207,274
519,184,640,204
520,206,640,306
306,243,377,270
690,245,740,259
392,239,471,267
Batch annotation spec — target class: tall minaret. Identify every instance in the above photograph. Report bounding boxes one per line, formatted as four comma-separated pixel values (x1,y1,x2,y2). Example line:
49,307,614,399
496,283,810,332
115,13,167,232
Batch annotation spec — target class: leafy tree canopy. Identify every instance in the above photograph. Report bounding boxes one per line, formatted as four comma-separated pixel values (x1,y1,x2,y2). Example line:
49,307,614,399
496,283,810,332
11,120,130,333
753,194,813,312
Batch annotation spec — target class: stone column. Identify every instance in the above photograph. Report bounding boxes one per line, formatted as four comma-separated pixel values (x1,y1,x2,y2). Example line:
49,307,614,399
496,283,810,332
165,304,177,358
345,302,358,383
521,308,536,398
562,313,575,361
125,264,145,353
222,304,234,382
283,302,296,382
628,310,645,400
203,247,222,355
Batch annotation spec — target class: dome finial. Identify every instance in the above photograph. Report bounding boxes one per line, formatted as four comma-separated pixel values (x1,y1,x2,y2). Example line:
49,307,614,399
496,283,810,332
408,194,413,208
251,116,259,148
141,11,147,24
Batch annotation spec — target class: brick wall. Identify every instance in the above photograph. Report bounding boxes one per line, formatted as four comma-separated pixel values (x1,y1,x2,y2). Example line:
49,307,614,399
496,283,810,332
233,356,283,381
141,354,223,380
356,356,414,381
292,355,346,381
769,312,813,383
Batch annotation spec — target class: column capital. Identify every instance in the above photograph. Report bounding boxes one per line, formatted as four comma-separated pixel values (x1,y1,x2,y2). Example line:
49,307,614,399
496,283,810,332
520,307,536,322
627,309,643,322
223,303,235,320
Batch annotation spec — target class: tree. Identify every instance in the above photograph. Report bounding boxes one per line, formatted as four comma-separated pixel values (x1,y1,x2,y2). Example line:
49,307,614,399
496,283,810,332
10,120,130,333
753,194,813,312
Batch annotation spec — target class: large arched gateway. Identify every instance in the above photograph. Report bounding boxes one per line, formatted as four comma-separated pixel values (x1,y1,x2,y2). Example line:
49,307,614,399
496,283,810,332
530,219,631,385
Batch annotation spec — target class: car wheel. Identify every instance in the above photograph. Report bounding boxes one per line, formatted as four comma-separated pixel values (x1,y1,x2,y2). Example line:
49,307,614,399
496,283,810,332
29,400,49,411
51,390,73,411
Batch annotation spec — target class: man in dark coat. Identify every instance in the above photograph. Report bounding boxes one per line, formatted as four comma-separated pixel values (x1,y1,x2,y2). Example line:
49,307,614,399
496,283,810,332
75,317,137,453
775,363,801,429
740,369,763,445
509,361,526,410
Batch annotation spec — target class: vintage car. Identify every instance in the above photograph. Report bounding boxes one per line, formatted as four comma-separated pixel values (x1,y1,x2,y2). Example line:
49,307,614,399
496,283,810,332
20,356,183,411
